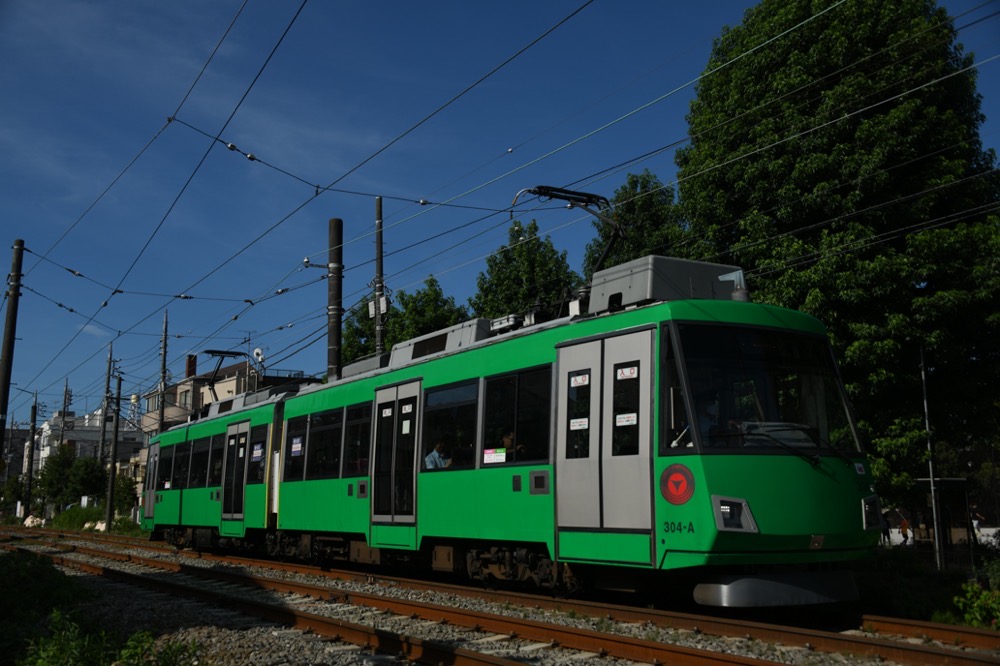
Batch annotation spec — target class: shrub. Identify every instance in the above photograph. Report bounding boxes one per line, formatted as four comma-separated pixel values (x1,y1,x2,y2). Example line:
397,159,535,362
19,609,117,665
51,505,105,530
110,516,146,537
19,614,203,666
953,580,1000,630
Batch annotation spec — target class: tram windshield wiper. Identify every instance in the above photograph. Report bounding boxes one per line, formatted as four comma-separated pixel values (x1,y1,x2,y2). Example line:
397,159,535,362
739,423,821,466
763,422,858,465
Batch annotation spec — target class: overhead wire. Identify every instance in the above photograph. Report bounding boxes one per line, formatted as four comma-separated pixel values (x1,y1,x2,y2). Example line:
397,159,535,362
16,1,997,406
11,1,308,414
156,3,984,374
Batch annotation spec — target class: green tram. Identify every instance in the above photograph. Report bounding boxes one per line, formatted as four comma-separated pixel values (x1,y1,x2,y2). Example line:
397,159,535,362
142,256,882,606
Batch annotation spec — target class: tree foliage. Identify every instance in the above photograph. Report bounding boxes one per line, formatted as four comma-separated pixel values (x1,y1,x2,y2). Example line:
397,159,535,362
674,0,999,504
36,445,107,512
469,220,581,321
340,295,400,367
582,170,686,278
111,473,138,518
341,276,468,366
392,276,469,342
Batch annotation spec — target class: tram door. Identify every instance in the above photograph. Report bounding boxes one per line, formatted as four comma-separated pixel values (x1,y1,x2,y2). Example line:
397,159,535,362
143,443,158,520
371,381,420,525
221,422,250,520
556,329,654,560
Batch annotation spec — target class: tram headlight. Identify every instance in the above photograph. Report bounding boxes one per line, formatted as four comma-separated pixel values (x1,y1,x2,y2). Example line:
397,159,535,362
713,495,758,533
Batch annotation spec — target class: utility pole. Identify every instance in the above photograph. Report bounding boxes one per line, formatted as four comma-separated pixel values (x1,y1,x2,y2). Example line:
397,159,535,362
0,239,25,454
157,311,168,434
374,197,386,356
103,373,122,530
25,393,36,515
98,344,112,463
328,218,343,381
58,379,70,447
921,345,943,571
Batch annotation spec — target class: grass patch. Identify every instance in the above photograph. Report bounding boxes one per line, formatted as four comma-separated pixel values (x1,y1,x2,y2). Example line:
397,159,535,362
0,551,202,665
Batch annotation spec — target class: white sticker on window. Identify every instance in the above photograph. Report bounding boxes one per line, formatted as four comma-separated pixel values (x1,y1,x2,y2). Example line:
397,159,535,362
402,419,411,435
402,404,413,414
291,437,303,456
483,448,507,464
382,407,392,417
616,366,638,380
570,417,589,431
616,413,638,426
570,373,590,387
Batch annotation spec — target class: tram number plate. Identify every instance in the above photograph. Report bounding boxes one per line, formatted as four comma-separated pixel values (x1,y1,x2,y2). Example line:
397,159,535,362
663,521,695,534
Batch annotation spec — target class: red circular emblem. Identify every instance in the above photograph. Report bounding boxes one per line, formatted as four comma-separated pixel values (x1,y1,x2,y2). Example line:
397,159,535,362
660,464,695,505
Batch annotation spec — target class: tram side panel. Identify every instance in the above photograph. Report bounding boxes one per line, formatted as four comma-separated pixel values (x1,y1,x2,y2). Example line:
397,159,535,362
275,387,376,548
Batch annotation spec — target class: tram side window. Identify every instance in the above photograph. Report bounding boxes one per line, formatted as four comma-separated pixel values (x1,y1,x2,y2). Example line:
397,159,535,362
343,403,372,477
306,409,343,480
422,381,478,471
284,416,308,481
247,425,268,484
482,366,551,465
208,434,225,486
189,438,210,487
157,446,174,490
612,361,641,456
660,327,692,454
566,370,591,459
172,442,191,489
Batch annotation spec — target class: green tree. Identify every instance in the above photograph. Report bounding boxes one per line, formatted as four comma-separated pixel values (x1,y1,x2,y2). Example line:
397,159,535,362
469,220,581,321
1,473,23,515
341,277,468,366
37,444,75,510
67,456,106,502
391,276,468,342
582,170,686,278
340,296,400,366
674,0,999,504
113,473,137,518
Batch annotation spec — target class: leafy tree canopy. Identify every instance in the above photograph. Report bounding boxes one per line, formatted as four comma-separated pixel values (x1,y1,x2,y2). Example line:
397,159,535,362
673,0,999,504
340,276,468,366
37,445,106,511
469,220,581,321
582,170,687,278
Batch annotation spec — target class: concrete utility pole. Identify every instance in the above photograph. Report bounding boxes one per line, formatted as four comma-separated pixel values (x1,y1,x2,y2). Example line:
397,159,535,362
0,239,25,454
104,373,122,529
921,346,943,571
58,379,70,447
328,218,343,381
157,312,168,434
25,393,36,514
374,197,385,356
98,344,112,463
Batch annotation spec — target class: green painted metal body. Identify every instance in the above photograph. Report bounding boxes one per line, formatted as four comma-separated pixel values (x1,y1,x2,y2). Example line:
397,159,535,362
146,294,879,575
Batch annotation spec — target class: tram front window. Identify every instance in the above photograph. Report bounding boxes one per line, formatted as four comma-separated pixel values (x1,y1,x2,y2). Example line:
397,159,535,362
675,323,860,455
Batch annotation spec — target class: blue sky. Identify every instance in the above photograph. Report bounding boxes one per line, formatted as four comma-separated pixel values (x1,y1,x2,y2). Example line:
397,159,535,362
1,0,997,421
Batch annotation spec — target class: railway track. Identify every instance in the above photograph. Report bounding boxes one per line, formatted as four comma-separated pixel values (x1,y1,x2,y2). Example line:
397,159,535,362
6,529,999,664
